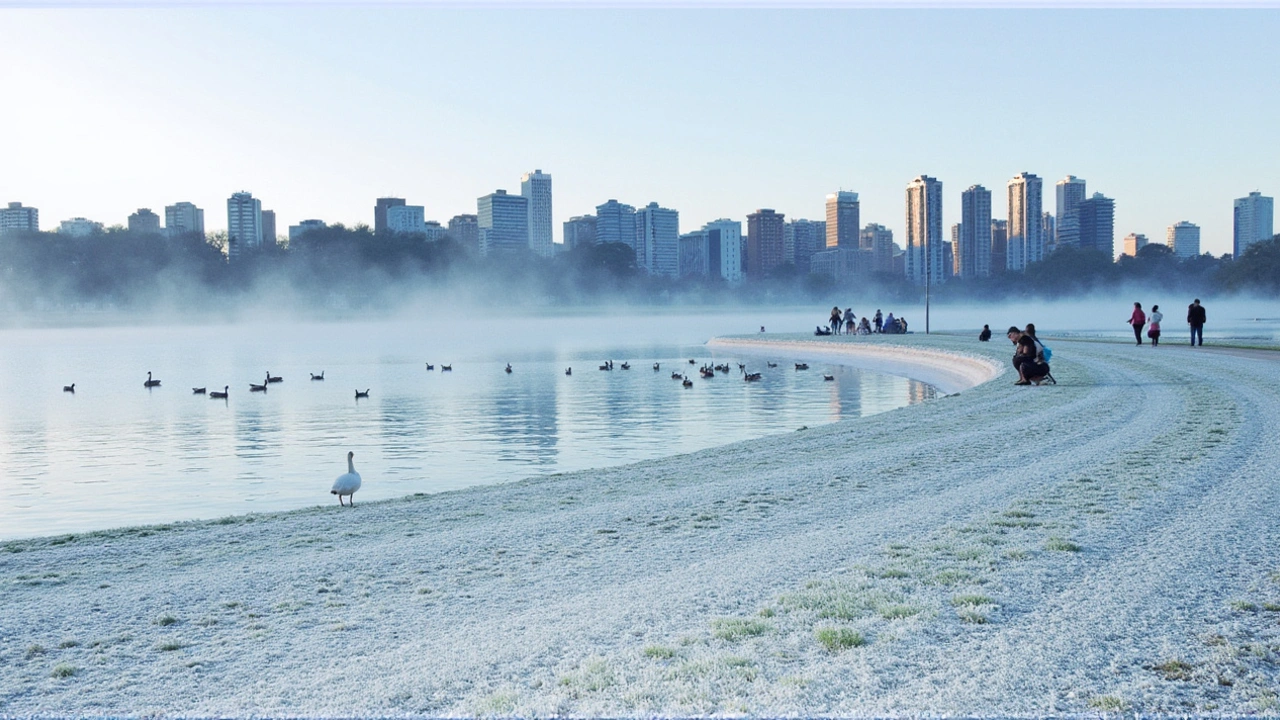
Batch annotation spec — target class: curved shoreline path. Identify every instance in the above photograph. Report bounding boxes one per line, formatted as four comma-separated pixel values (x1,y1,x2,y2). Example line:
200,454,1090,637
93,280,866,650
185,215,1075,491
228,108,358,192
2,334,1279,716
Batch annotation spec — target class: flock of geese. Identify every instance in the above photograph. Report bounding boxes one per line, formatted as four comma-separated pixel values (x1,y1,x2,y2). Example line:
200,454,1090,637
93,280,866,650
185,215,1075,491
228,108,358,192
62,357,838,402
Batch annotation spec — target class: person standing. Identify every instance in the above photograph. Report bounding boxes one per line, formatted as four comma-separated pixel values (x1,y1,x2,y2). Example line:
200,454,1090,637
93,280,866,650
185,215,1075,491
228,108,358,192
830,306,842,335
1188,298,1207,346
1147,305,1163,346
1127,302,1146,345
843,308,855,335
874,309,883,333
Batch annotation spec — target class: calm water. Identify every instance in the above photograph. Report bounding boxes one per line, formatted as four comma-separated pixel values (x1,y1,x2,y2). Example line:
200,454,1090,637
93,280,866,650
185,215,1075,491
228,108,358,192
0,311,935,540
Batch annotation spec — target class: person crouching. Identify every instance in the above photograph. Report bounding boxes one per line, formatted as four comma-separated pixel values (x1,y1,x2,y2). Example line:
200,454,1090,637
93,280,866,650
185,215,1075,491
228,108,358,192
1007,326,1050,386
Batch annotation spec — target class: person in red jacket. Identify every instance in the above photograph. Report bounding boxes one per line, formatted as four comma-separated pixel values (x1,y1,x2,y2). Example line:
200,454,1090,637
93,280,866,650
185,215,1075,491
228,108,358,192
1127,302,1146,346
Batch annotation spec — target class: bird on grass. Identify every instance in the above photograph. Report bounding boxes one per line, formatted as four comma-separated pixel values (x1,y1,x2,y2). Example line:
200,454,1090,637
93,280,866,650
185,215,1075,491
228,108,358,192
331,451,362,507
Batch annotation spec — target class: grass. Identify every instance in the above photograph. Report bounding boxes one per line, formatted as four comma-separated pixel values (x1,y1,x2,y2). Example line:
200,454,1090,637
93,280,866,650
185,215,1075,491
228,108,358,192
815,627,866,651
877,603,923,620
957,608,988,624
154,639,185,652
1088,695,1128,712
1230,600,1259,612
712,618,772,641
154,613,178,626
951,594,994,607
643,645,675,659
1154,659,1195,681
57,639,80,649
50,663,77,678
1045,537,1082,552
25,644,45,659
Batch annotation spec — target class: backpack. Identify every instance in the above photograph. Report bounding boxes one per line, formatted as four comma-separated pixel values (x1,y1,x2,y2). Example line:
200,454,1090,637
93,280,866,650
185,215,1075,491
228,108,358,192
1035,337,1053,363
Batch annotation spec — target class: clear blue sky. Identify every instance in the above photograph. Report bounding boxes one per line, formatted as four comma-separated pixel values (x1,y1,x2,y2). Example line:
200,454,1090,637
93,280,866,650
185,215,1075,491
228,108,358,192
1,7,1277,256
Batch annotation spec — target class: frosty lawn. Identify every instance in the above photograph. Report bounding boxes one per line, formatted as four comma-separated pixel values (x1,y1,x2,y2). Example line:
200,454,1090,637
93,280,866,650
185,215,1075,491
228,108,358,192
2,333,1279,716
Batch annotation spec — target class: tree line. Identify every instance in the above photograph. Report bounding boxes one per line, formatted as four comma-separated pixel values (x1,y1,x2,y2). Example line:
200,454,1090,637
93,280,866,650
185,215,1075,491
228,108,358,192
1,224,1277,313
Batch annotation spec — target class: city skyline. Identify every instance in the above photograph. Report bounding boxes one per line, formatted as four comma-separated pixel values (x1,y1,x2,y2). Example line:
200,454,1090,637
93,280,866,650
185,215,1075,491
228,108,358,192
2,9,1278,257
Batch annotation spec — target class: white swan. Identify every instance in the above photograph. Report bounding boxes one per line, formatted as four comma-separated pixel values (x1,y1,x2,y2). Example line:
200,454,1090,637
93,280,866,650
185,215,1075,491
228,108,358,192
331,451,362,507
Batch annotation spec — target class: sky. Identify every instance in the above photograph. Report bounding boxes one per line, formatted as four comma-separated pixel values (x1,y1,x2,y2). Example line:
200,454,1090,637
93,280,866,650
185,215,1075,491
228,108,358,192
1,6,1277,257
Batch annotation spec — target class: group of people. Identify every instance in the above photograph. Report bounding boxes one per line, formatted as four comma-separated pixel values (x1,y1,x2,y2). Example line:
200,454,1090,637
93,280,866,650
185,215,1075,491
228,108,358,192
1007,324,1052,386
1126,298,1207,347
817,307,908,336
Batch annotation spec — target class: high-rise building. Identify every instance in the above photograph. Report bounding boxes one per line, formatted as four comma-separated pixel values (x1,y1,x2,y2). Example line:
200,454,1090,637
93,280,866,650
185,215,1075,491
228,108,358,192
825,191,860,249
746,209,785,278
374,197,405,235
128,208,162,235
678,230,708,277
423,221,445,242
1007,172,1043,271
1077,193,1115,255
477,190,529,256
990,219,1008,273
1055,175,1087,247
165,202,204,239
703,219,743,282
1234,191,1274,257
786,219,826,270
386,205,427,235
0,202,39,236
959,185,993,279
861,223,895,274
1122,233,1148,257
1041,212,1056,253
288,219,327,242
905,175,944,285
595,199,638,260
563,215,597,249
950,223,962,276
810,247,870,278
636,202,680,277
261,210,276,246
227,192,263,259
447,214,479,253
1167,221,1201,258
58,218,103,236
520,169,553,258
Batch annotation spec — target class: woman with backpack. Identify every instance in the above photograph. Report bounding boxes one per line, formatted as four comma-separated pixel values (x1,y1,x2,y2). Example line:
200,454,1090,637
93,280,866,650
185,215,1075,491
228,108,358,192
1127,302,1146,346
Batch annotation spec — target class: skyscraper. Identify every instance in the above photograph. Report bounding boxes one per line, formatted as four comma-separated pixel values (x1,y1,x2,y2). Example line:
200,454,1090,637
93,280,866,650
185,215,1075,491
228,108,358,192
703,219,743,282
477,190,529,256
786,219,826,270
261,210,277,246
825,191,860,249
861,223,894,274
1167,221,1201,258
1007,172,1043,271
635,202,679,277
959,185,993,279
520,169,553,257
1122,233,1148,257
1055,175,1087,247
1234,191,1275,257
563,216,597,249
386,205,427,235
165,202,204,239
905,175,944,285
227,191,263,260
990,219,1008,273
374,197,405,235
447,214,479,253
289,219,327,243
746,209,785,278
128,208,161,235
0,202,39,236
1041,212,1055,253
1077,193,1115,255
678,230,708,277
595,199,638,261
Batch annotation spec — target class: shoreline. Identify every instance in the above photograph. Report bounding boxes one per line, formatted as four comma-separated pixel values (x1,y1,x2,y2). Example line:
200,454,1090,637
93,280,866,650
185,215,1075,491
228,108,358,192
3,334,1279,716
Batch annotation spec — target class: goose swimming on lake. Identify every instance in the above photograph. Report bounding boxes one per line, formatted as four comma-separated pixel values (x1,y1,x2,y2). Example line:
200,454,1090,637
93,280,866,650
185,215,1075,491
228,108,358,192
311,371,325,381
671,371,683,380
620,362,630,370
823,374,835,381
210,386,229,399
744,372,762,382
249,381,268,392
355,389,370,399
505,364,513,374
767,362,778,368
795,363,809,371
565,367,572,376
425,363,434,371
440,364,452,372
63,383,75,393
653,363,660,371
192,387,206,394
331,451,362,507
144,371,161,388
266,371,283,383
682,376,693,388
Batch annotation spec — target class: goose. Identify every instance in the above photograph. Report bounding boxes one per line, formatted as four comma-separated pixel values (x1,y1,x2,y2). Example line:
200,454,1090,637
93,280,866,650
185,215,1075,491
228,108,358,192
209,386,229,399
144,371,161,388
688,359,697,365
767,362,778,368
671,372,683,380
266,371,283,383
355,389,370,399
823,374,835,381
682,376,693,388
440,364,452,372
63,383,75,393
744,372,762,382
505,364,513,374
700,368,715,379
249,381,268,392
565,367,572,376
599,363,611,371
192,387,207,394
620,362,630,370
311,371,325,381
737,363,746,371
425,363,434,371
795,363,809,371
330,451,362,507
653,363,660,371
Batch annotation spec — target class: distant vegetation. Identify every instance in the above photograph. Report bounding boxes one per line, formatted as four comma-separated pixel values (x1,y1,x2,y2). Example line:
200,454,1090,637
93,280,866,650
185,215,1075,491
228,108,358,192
1,225,1277,314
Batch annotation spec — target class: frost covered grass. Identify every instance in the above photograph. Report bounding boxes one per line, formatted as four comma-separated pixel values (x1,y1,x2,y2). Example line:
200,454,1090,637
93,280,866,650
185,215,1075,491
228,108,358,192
2,333,1278,716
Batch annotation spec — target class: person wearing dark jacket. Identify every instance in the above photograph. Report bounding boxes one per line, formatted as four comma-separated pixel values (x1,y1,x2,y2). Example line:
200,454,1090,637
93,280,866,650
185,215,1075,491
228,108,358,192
1188,298,1207,346
979,325,992,342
